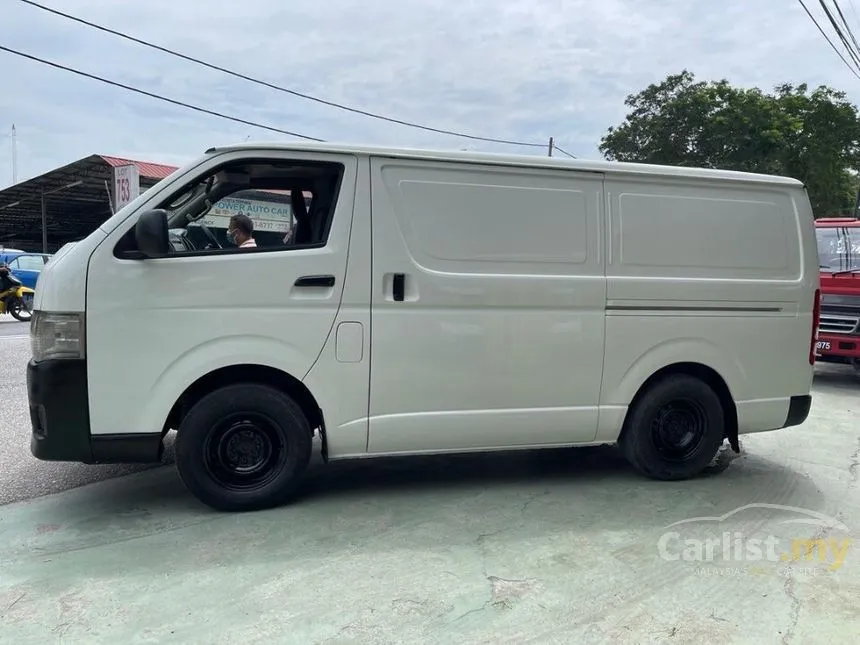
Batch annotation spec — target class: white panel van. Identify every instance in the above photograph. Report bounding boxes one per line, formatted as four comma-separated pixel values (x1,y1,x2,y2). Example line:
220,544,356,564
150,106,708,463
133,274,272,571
27,143,820,511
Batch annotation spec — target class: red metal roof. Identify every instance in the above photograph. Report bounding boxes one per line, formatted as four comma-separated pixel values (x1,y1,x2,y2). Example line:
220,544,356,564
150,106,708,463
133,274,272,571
100,155,178,180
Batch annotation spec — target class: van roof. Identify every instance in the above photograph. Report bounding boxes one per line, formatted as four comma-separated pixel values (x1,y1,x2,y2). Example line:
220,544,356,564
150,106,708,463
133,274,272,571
206,141,805,187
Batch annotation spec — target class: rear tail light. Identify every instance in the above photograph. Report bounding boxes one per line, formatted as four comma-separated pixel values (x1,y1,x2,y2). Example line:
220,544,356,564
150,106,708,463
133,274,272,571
810,288,821,365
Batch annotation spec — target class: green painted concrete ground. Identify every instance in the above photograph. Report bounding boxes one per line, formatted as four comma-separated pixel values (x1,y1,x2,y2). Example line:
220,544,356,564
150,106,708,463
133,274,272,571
1,367,858,644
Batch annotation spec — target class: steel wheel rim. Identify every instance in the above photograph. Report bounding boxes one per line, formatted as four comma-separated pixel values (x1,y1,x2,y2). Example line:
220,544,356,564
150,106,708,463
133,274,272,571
202,412,287,492
650,398,708,461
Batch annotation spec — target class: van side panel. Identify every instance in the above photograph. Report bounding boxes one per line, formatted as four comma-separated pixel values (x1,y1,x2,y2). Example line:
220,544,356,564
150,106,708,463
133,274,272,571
365,158,606,455
303,155,372,457
596,178,815,441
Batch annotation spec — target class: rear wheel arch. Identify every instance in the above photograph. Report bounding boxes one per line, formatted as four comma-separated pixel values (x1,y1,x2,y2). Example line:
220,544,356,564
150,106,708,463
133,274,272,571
620,362,739,452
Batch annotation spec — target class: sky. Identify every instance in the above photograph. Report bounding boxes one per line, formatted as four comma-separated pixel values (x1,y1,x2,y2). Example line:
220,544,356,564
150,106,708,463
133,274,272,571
2,0,860,188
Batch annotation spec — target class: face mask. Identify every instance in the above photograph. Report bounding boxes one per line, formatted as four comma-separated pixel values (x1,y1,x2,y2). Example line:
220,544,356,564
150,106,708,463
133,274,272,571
226,230,237,245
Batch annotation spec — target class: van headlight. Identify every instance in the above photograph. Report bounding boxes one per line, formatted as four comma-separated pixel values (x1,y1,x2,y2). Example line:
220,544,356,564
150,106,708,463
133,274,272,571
30,311,85,362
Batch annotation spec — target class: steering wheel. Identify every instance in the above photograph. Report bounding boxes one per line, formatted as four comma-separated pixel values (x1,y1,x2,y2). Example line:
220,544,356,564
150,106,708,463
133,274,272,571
198,222,222,250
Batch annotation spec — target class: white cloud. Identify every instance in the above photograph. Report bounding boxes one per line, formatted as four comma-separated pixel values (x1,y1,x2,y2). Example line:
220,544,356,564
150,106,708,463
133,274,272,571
0,0,859,186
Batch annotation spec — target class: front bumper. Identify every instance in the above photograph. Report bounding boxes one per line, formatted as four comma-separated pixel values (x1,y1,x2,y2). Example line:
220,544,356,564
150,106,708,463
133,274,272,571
28,358,163,464
816,334,860,359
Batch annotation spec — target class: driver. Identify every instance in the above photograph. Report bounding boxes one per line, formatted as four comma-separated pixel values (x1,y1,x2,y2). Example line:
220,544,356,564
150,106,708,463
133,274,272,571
227,213,257,249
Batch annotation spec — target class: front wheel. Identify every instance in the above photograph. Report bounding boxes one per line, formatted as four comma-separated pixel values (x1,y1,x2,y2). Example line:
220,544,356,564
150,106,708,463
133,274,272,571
8,296,32,322
619,375,726,481
175,383,313,512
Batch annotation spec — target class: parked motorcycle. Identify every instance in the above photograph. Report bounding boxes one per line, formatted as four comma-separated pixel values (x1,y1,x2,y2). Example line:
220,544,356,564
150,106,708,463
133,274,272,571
0,271,34,322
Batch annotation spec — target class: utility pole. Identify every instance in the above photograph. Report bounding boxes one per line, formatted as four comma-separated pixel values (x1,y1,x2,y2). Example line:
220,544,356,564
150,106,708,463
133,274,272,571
11,124,17,185
548,136,553,157
41,192,47,253
38,180,83,254
854,179,860,217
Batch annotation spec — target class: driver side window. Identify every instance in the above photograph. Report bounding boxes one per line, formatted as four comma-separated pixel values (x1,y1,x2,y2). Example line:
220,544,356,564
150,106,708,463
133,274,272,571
154,158,341,255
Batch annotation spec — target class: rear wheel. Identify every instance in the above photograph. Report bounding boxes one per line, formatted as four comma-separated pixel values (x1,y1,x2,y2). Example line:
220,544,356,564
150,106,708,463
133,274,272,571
175,383,313,512
619,375,726,481
9,296,31,322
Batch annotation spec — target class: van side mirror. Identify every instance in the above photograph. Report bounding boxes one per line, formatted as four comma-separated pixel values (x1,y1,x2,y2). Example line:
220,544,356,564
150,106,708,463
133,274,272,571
134,209,170,258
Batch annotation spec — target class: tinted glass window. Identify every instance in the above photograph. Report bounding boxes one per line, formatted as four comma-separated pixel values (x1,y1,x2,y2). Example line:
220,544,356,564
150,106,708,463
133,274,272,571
9,255,45,271
817,227,860,270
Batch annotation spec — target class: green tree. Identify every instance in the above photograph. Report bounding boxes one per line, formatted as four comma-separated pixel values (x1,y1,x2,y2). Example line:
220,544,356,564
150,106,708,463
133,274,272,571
599,71,860,217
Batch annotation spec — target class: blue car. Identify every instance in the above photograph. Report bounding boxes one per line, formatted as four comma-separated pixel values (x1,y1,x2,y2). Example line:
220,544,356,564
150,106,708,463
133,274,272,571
0,252,52,290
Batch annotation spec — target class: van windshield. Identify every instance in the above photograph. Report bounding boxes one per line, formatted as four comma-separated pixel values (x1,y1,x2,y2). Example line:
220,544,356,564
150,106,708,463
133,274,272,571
816,226,860,271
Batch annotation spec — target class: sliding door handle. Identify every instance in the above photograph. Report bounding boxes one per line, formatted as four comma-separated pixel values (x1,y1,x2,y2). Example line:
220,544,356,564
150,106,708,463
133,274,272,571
392,273,405,302
295,274,335,288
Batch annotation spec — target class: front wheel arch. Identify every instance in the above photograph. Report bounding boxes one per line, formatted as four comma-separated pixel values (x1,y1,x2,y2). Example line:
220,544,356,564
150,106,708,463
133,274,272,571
165,364,326,458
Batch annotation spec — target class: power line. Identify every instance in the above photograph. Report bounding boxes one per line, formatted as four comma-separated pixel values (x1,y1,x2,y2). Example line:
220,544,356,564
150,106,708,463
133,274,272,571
17,0,548,150
551,143,577,159
0,44,325,141
797,0,860,79
832,0,860,60
816,0,860,69
817,0,860,70
1,43,582,163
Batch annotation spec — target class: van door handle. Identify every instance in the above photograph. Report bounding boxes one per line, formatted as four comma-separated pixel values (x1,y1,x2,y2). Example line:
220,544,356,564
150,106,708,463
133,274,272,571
392,273,405,302
295,275,335,288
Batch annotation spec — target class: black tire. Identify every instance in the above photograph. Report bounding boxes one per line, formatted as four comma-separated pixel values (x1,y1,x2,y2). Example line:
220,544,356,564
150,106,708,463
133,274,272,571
619,375,725,481
175,383,312,512
9,297,31,322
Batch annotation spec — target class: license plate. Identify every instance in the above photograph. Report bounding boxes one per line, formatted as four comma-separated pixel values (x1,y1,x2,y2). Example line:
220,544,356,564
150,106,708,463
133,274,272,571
816,340,831,351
